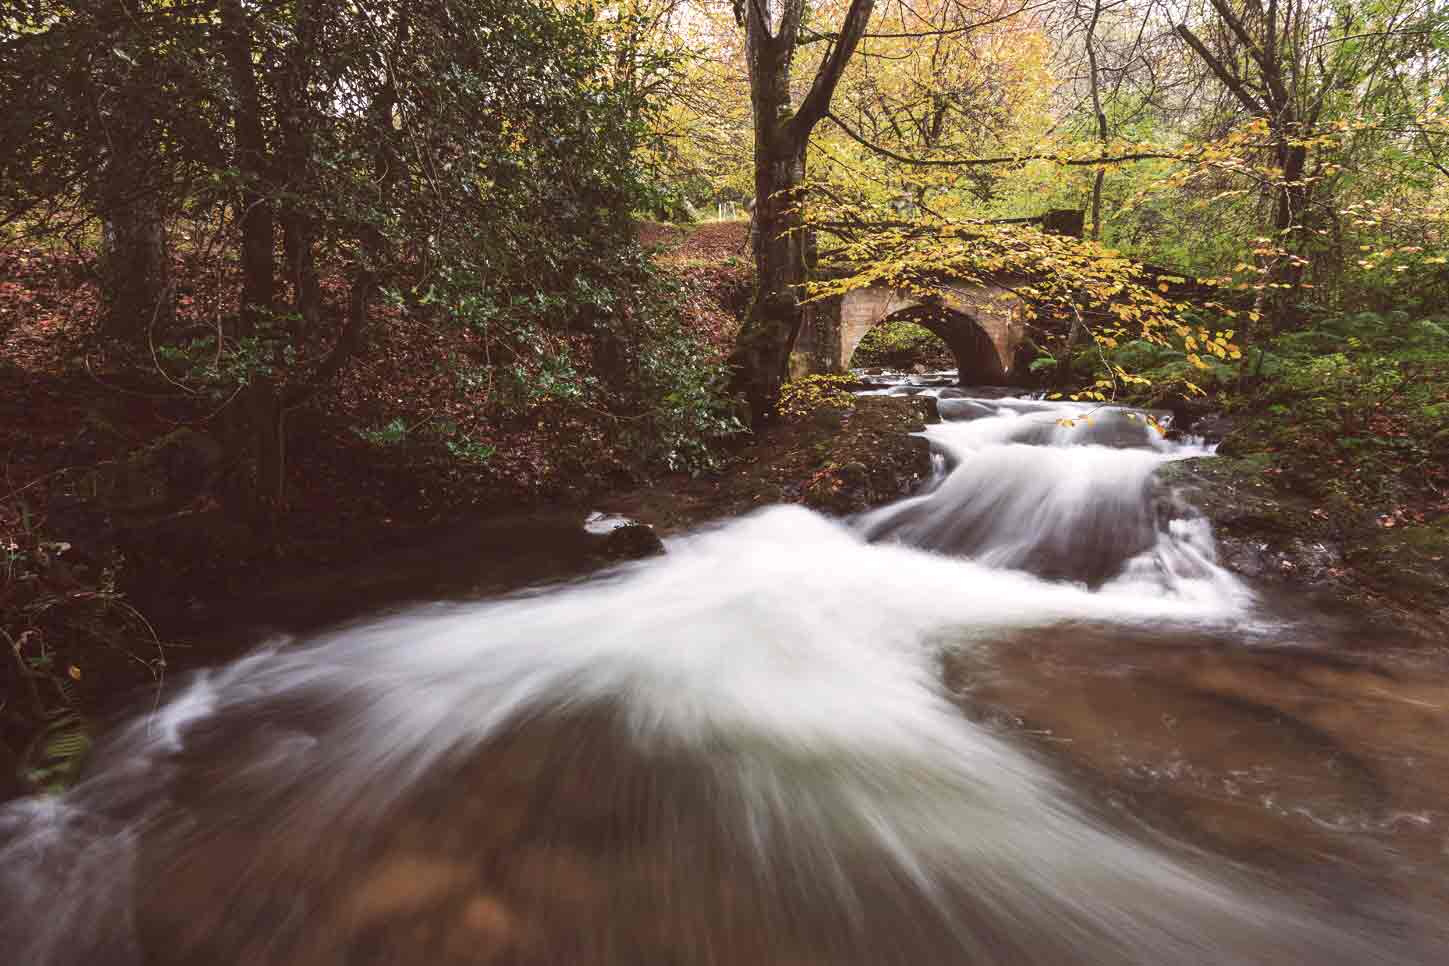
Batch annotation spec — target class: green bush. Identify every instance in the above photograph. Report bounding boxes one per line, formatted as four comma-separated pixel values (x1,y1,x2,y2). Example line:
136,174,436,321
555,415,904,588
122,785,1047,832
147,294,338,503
1230,310,1449,509
3,501,163,793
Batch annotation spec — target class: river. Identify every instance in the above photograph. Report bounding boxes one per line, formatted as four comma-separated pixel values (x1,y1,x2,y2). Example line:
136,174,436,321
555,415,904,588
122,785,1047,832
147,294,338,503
3,375,1446,964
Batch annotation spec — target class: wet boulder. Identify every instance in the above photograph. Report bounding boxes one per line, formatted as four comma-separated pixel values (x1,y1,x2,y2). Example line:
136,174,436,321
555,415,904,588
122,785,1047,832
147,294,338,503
600,524,665,560
583,512,665,560
936,398,996,422
1187,412,1236,446
910,395,941,425
1155,458,1349,589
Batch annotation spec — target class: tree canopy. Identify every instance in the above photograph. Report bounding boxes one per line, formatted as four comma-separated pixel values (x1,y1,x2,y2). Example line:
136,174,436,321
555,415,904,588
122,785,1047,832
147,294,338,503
638,0,1446,410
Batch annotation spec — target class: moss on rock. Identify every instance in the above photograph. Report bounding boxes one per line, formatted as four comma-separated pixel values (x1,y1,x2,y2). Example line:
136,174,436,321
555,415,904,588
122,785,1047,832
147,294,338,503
1160,452,1448,634
601,395,935,532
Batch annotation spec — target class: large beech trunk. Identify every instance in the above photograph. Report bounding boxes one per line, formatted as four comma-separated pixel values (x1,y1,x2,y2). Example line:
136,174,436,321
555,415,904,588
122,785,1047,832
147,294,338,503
729,104,810,425
725,0,875,424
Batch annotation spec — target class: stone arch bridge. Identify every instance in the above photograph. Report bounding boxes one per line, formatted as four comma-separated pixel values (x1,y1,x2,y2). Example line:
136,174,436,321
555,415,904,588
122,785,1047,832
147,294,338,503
788,210,1087,384
790,274,1031,384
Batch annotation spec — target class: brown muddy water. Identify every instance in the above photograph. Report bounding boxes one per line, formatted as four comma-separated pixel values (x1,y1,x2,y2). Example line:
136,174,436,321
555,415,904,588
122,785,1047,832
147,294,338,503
2,386,1446,964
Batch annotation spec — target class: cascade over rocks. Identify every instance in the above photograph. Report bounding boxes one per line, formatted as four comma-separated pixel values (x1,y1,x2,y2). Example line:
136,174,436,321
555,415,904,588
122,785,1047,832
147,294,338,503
4,373,1448,965
1159,456,1449,633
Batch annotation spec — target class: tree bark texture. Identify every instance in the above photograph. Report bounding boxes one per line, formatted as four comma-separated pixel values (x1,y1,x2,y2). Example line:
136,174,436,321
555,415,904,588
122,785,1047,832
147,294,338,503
221,0,275,337
221,0,283,528
1084,0,1108,242
278,0,321,331
95,5,170,344
98,195,170,344
726,0,875,424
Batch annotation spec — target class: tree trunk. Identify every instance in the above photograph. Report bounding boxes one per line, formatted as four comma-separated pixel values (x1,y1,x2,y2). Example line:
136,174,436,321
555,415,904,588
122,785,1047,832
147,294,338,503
221,0,282,530
95,12,170,345
1084,0,1108,242
245,377,286,536
281,213,319,331
221,0,274,337
99,196,169,344
1266,138,1309,332
725,0,875,424
1175,13,1313,334
279,0,320,332
729,121,809,424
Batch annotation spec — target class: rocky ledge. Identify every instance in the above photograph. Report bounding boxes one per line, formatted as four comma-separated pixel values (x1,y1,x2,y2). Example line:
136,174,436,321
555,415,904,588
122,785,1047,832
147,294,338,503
1158,455,1449,637
602,395,937,533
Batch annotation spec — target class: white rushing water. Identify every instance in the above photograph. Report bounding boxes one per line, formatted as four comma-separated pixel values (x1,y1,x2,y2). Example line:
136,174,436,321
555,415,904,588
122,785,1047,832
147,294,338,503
0,388,1430,964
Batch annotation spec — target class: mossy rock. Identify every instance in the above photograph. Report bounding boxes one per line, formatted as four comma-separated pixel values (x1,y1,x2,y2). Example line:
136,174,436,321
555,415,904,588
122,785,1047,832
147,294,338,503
1161,457,1449,629
1156,457,1347,588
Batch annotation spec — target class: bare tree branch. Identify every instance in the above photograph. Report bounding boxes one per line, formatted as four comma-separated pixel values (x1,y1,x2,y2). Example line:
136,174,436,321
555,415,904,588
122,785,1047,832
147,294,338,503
826,110,1181,167
1174,23,1270,116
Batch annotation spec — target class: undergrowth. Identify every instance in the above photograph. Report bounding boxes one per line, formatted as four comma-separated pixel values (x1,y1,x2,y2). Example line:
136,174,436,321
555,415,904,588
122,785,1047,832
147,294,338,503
1231,310,1449,515
2,498,168,793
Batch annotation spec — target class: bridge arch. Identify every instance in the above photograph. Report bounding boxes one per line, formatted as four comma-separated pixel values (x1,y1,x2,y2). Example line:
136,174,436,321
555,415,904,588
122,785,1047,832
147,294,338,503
845,305,1003,383
834,281,1025,384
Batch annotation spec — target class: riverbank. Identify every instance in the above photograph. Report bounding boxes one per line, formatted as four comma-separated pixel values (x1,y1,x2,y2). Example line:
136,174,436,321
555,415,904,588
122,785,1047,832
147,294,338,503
1160,446,1448,641
140,394,937,633
601,393,936,532
0,379,934,795
1,225,753,793
1138,307,1449,636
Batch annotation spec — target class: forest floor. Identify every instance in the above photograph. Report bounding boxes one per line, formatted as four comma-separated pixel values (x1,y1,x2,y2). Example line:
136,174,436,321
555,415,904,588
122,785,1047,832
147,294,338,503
0,222,752,576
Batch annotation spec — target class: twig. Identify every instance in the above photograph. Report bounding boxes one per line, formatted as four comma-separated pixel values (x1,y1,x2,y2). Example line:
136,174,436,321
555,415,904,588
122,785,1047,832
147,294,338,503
108,598,168,732
148,280,195,395
84,354,186,400
2,628,47,718
0,461,117,505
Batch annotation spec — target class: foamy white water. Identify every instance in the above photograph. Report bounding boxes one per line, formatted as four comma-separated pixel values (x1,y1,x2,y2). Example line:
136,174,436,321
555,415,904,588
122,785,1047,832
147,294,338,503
0,389,1432,964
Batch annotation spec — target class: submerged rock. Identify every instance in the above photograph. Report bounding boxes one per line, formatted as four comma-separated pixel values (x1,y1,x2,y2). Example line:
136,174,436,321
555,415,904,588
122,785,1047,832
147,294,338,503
599,523,665,560
583,512,666,560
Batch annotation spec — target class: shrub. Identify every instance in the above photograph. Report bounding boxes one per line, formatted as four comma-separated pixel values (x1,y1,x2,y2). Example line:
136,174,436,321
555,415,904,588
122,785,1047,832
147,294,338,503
3,499,164,792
